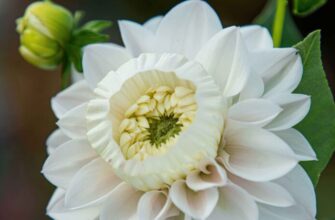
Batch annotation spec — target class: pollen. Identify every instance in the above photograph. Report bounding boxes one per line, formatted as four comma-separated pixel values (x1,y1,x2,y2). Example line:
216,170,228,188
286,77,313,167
118,85,197,160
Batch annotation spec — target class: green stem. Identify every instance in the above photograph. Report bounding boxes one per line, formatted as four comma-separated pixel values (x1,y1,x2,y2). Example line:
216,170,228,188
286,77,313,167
272,0,287,47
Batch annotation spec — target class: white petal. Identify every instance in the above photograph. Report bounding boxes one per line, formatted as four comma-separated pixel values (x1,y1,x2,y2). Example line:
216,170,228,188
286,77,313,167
47,188,101,220
46,129,70,155
48,188,65,208
241,25,273,50
156,0,222,59
83,43,131,89
239,72,265,100
275,128,316,161
273,165,316,218
57,103,87,139
51,80,94,119
229,174,295,207
266,93,311,131
196,27,250,97
222,128,298,181
208,183,258,220
119,20,156,57
263,54,303,97
228,98,282,127
259,204,315,220
138,191,179,220
100,182,143,220
42,139,97,188
143,16,163,33
250,48,297,79
65,158,122,209
186,159,227,191
169,180,219,219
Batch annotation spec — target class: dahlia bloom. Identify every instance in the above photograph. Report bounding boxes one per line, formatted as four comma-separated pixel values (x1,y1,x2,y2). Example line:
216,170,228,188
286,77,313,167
43,1,317,219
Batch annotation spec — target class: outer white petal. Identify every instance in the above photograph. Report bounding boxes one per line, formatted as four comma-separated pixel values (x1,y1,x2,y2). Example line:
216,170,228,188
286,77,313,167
273,165,316,218
51,80,94,119
241,25,273,50
155,0,222,59
143,16,163,33
65,158,122,209
222,128,298,181
228,98,282,128
207,183,258,220
250,48,298,79
266,93,311,131
275,128,316,161
229,174,295,207
83,43,131,89
57,103,87,139
169,180,219,219
100,182,143,220
137,191,179,220
42,139,97,189
46,129,70,155
263,54,303,97
186,159,227,191
196,26,250,97
119,20,156,57
47,188,101,220
239,72,265,100
259,203,314,220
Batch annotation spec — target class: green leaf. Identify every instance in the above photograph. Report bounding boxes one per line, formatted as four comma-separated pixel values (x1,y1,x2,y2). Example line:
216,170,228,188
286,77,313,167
72,29,109,47
294,30,335,186
254,0,302,47
293,0,327,17
66,44,83,72
81,20,112,33
61,55,72,89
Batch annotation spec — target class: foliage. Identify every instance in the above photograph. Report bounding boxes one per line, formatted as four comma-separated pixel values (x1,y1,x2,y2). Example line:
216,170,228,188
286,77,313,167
293,0,327,17
254,0,302,47
294,31,335,186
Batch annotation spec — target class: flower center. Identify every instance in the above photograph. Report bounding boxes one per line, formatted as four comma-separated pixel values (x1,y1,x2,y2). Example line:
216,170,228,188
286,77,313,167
147,114,182,146
118,85,197,160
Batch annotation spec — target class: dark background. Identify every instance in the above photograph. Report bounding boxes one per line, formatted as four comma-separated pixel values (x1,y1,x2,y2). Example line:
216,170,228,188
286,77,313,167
0,0,334,219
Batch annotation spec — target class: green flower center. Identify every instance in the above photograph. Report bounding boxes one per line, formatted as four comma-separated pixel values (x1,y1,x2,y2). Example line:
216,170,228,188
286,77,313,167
146,114,182,147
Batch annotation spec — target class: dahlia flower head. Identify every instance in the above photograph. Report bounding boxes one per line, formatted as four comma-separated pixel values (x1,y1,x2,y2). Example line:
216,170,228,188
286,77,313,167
43,1,317,219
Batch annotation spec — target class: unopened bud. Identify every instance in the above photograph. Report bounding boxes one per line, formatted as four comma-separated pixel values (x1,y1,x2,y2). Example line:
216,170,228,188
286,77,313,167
17,1,74,69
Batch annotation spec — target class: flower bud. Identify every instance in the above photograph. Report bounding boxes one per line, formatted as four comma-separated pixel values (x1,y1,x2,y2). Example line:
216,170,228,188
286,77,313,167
17,1,74,70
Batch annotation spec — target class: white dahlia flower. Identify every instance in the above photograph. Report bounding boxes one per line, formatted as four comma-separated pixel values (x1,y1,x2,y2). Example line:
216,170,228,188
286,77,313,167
43,1,317,219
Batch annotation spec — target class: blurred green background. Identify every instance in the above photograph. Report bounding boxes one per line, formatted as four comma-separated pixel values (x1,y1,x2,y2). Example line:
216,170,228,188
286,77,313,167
0,0,334,219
